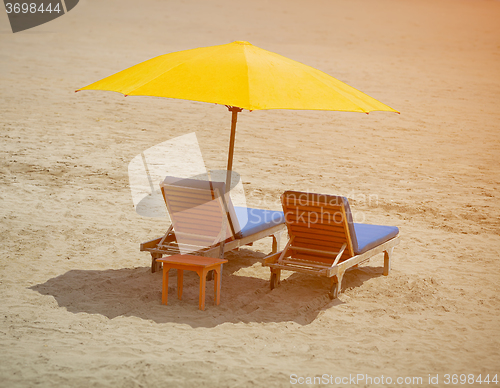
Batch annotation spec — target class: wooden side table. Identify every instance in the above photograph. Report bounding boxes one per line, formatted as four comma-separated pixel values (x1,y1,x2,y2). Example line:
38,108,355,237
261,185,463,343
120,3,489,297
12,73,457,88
156,255,228,310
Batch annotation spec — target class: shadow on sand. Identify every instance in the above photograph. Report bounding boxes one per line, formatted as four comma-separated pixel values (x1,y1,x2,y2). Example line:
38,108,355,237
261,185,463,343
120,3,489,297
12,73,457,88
30,250,384,328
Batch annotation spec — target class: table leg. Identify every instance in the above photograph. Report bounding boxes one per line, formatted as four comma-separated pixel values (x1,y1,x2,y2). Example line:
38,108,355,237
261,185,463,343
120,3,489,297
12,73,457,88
198,269,207,311
177,269,184,300
214,266,221,306
162,267,170,305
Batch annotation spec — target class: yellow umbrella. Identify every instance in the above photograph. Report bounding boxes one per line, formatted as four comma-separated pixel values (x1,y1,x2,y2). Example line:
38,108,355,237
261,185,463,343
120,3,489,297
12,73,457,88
78,41,398,189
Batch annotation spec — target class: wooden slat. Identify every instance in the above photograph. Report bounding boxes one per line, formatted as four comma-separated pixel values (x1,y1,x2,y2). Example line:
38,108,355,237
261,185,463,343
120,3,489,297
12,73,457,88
283,204,344,215
172,212,224,223
285,214,344,228
168,197,220,207
292,242,344,252
174,231,219,240
268,263,327,276
174,225,230,242
281,263,327,273
176,239,216,248
173,209,225,221
292,232,347,244
284,212,343,224
285,219,344,232
163,185,216,197
173,226,221,238
282,258,332,269
163,194,216,207
169,208,222,218
289,225,347,238
164,188,214,198
289,245,342,256
287,225,345,238
283,193,342,202
173,222,223,235
161,240,208,249
292,244,346,257
174,217,223,227
293,244,344,258
173,215,223,226
164,194,215,206
283,197,344,209
292,251,335,262
292,240,347,252
174,234,217,244
170,204,223,215
168,205,217,215
175,245,214,254
292,252,348,264
285,210,343,224
171,212,223,224
167,198,221,209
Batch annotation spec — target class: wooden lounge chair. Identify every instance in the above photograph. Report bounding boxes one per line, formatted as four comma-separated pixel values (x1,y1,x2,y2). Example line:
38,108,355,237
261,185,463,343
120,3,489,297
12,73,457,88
263,191,400,299
141,176,286,272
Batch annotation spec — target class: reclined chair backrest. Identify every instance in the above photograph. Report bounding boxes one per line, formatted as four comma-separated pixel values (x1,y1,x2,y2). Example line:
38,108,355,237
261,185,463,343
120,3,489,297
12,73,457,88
160,176,241,250
281,191,358,264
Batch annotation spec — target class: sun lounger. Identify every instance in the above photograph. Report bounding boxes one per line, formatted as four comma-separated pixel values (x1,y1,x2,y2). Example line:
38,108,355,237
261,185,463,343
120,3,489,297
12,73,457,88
263,191,400,299
140,176,286,272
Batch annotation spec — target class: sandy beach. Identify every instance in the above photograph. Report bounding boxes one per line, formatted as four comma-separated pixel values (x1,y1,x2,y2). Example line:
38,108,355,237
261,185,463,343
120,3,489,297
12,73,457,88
1,0,499,386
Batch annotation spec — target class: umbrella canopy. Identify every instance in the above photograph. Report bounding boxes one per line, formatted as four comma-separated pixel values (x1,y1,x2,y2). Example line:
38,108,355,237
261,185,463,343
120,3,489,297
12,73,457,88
79,41,397,113
78,41,398,190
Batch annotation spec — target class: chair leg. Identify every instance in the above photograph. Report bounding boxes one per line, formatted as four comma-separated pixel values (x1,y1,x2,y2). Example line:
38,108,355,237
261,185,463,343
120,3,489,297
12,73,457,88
204,249,217,281
151,253,162,273
383,248,393,276
270,269,281,290
219,240,225,260
329,272,344,300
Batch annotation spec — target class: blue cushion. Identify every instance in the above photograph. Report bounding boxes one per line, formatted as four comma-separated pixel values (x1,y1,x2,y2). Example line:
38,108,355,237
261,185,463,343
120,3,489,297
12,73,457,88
234,206,285,238
352,223,399,254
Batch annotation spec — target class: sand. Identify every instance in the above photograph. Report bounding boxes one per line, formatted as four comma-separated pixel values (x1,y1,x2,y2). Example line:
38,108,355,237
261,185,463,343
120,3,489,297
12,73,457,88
1,0,499,386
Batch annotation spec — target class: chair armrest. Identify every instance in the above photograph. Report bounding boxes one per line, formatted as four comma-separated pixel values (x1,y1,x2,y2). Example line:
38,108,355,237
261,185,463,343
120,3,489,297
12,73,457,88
263,251,282,266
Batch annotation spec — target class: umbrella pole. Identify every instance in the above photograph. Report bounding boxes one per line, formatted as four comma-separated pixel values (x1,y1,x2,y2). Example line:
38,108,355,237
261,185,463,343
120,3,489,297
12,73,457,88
225,106,242,193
